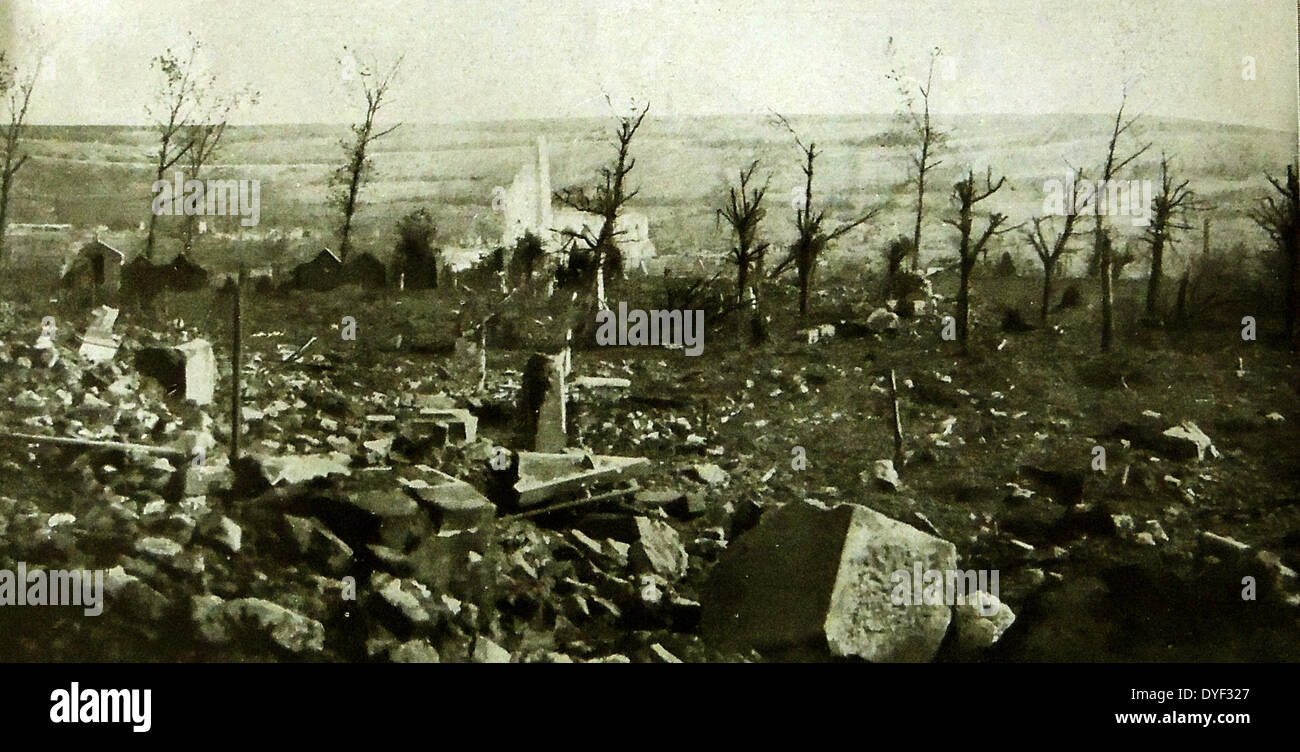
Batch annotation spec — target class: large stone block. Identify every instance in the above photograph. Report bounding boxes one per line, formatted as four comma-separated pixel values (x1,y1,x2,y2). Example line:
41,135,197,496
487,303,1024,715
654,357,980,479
701,500,957,661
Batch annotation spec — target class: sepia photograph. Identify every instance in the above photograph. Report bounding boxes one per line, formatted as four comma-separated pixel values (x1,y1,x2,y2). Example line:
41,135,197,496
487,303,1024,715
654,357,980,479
0,0,1297,727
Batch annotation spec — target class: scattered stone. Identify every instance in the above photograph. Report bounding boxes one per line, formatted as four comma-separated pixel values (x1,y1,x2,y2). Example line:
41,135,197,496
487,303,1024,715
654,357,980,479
630,517,689,581
950,590,1017,654
390,640,441,663
864,459,900,491
866,307,901,333
472,636,511,663
1161,421,1219,461
135,536,182,561
225,598,325,654
686,463,730,487
649,643,683,663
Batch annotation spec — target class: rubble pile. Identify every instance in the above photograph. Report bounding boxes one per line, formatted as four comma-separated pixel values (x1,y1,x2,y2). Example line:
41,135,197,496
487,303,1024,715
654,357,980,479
1,291,1294,663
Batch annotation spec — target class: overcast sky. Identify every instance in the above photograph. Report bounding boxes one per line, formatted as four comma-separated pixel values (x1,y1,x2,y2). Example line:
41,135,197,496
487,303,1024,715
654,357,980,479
3,0,1297,131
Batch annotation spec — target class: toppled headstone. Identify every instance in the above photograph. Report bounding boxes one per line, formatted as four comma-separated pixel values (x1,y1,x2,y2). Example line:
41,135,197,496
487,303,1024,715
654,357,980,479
78,306,120,364
136,338,216,405
702,500,957,661
508,451,651,507
570,376,631,403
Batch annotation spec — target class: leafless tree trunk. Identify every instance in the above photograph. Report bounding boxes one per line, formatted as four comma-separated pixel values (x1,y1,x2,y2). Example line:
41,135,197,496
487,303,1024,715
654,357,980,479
332,50,403,263
887,44,947,276
944,168,1013,351
1143,153,1196,320
1027,168,1085,323
1251,163,1300,345
769,113,879,318
555,101,650,315
1093,94,1151,351
0,51,39,265
145,35,211,262
182,85,258,253
717,159,770,342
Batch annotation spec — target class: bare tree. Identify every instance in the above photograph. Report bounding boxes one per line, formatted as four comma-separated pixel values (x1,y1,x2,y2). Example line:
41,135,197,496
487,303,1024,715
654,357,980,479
1092,94,1152,351
944,168,1014,350
554,100,650,309
1250,163,1299,345
181,85,259,252
1141,153,1196,320
0,50,39,264
332,50,403,263
769,113,880,317
1026,167,1086,323
717,159,770,314
145,34,212,262
887,42,948,276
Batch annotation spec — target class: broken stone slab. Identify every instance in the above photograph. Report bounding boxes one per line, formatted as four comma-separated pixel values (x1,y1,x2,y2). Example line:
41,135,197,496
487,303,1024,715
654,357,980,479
240,452,352,488
283,514,355,574
635,487,706,519
1161,421,1219,461
224,597,325,654
570,376,631,403
701,500,957,662
390,640,441,663
78,306,120,364
508,451,651,508
630,516,689,581
684,462,729,487
403,467,496,531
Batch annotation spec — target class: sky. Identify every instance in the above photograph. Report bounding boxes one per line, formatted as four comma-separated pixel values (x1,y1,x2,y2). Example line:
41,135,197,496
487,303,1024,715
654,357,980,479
2,0,1297,131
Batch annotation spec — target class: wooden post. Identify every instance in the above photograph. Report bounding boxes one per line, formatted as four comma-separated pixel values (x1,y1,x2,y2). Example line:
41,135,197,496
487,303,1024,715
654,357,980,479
230,264,244,463
889,368,905,463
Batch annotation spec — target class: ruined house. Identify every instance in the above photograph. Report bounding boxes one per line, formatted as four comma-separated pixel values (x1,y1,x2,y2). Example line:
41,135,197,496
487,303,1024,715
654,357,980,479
60,237,125,300
289,248,343,291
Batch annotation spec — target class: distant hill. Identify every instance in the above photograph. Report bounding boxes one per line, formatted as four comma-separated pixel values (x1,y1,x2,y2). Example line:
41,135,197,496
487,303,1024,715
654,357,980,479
7,114,1296,276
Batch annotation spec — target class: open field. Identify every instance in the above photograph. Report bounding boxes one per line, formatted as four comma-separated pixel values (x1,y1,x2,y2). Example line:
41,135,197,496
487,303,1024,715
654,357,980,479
6,113,1295,277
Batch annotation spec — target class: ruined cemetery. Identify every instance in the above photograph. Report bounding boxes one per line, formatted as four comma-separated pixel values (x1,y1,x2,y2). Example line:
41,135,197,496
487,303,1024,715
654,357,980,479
0,1,1297,666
